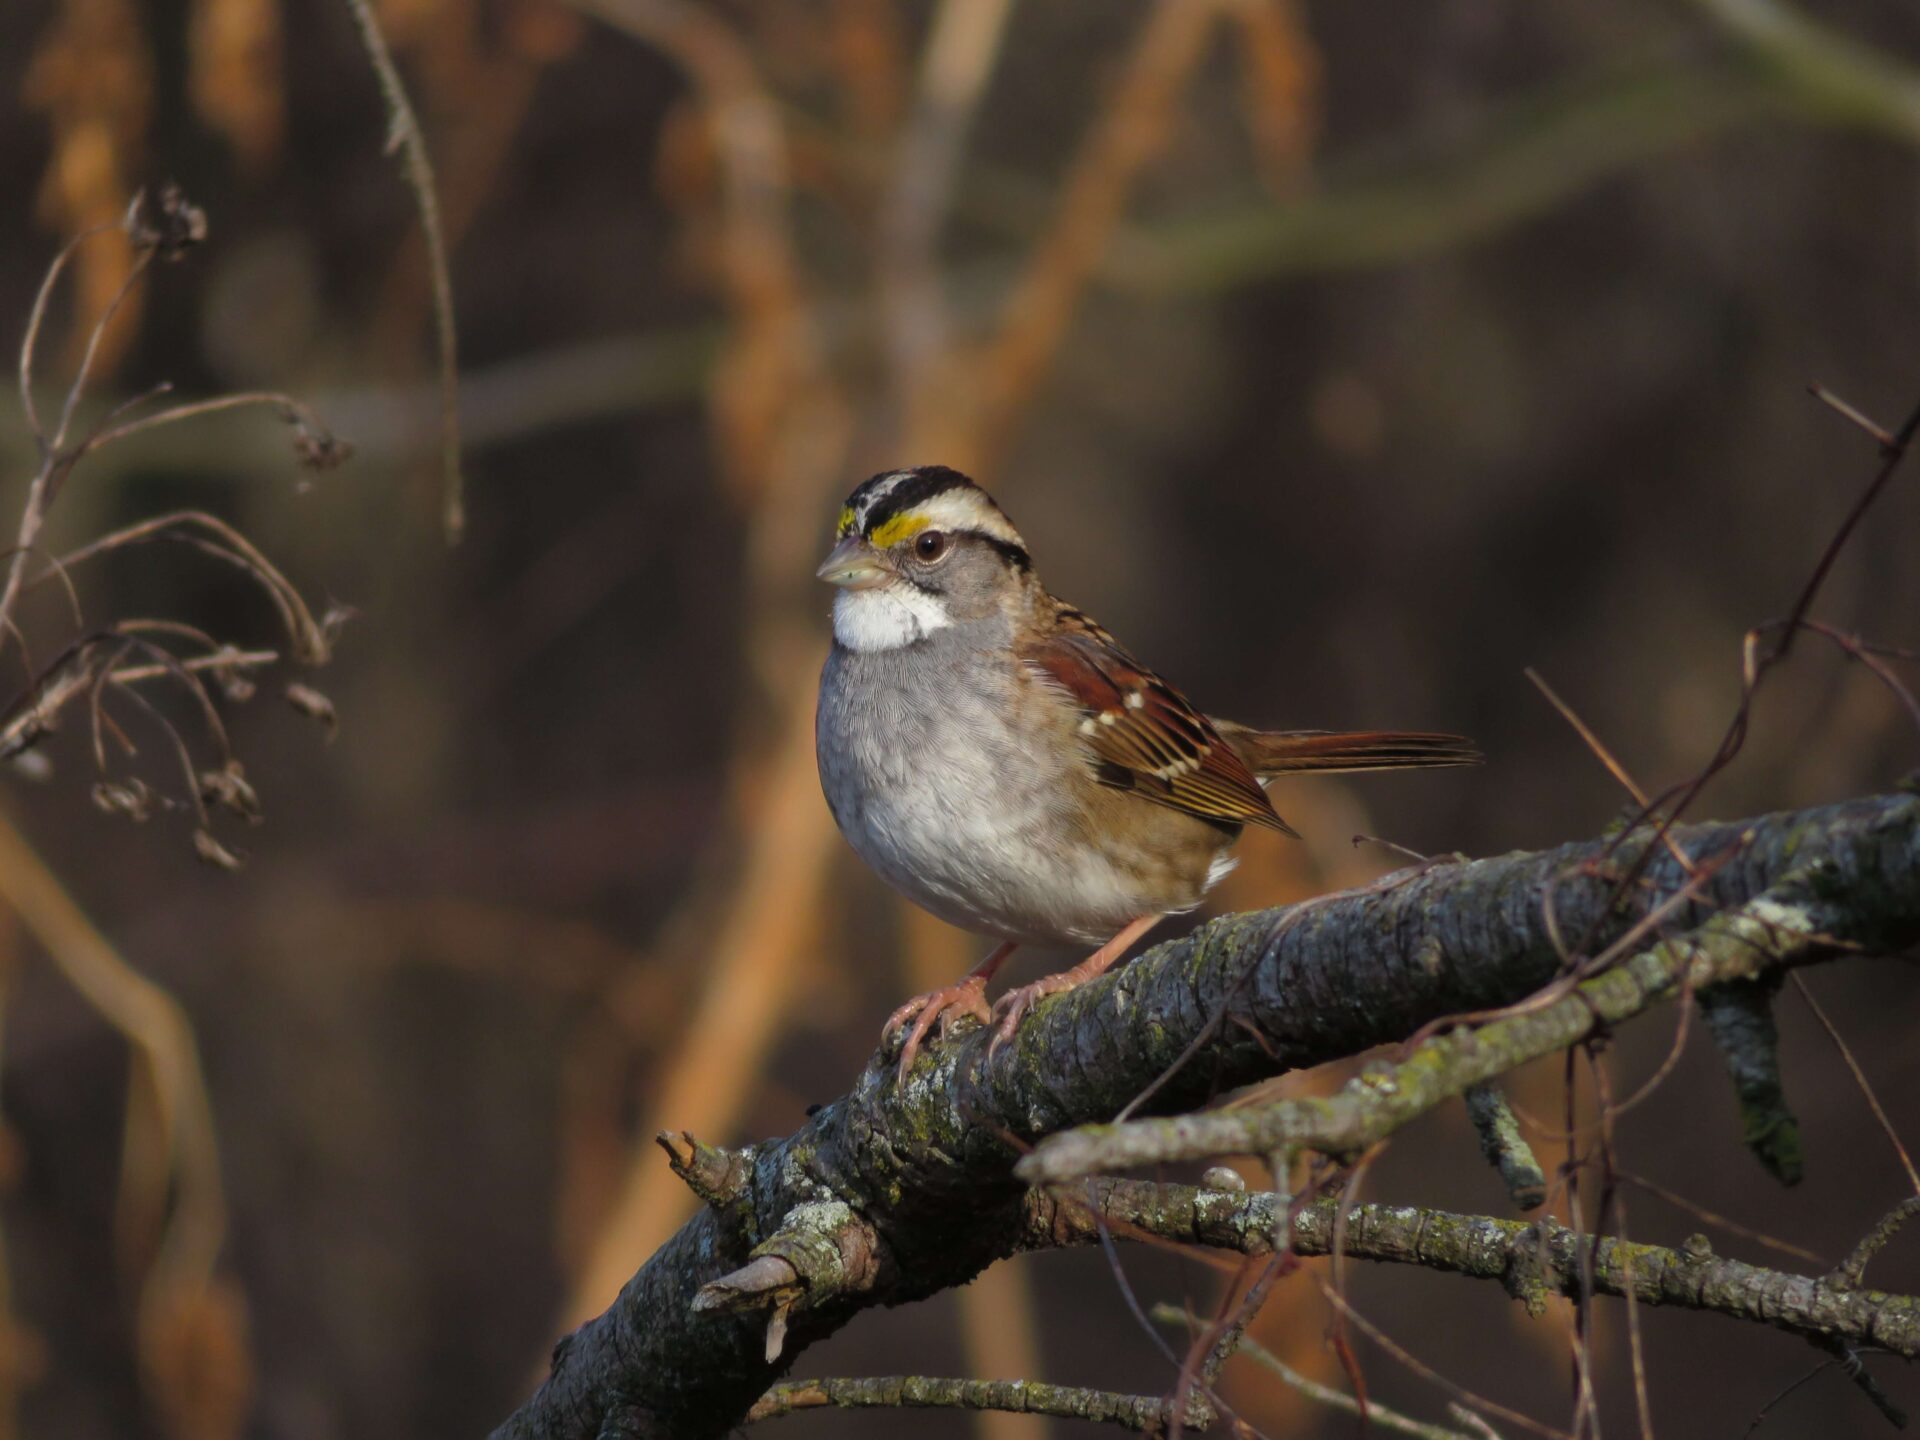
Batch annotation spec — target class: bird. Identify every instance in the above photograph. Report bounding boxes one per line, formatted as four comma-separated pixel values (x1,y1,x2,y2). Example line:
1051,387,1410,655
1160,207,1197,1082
813,465,1480,1075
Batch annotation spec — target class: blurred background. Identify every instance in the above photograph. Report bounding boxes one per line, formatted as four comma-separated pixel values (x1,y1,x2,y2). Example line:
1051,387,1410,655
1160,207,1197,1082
4,0,1920,1436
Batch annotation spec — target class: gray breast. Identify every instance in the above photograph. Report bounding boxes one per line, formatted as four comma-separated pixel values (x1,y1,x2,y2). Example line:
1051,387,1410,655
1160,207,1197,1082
815,631,1210,946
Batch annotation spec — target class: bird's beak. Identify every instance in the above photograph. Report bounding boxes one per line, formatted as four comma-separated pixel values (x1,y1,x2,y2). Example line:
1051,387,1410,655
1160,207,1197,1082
816,533,890,590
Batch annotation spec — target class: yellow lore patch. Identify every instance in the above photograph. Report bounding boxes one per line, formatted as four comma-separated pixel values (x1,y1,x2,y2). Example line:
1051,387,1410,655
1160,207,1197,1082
868,512,931,549
836,506,857,538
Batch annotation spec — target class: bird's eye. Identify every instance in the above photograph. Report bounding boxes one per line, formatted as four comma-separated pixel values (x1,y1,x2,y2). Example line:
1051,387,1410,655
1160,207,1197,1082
913,529,951,562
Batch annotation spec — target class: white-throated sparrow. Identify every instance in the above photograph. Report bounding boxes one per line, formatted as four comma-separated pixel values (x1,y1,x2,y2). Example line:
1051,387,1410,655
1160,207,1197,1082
814,466,1479,1072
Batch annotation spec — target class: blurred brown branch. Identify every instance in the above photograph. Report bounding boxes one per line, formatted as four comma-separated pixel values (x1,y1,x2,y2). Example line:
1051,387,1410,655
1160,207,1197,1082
0,810,245,1439
966,0,1224,468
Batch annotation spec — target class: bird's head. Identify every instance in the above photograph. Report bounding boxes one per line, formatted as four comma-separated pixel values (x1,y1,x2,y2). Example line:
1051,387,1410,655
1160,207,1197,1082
817,466,1033,650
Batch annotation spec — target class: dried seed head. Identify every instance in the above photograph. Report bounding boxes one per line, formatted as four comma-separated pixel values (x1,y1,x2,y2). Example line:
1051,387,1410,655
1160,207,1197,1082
286,411,353,471
92,777,156,822
125,184,208,261
192,829,246,871
213,669,257,704
285,683,338,740
199,761,262,823
319,602,359,644
201,647,259,703
0,710,55,763
6,751,53,782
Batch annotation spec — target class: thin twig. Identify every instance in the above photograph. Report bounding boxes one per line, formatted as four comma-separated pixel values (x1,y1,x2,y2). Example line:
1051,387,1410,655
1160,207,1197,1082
1316,1278,1572,1440
1153,1303,1483,1440
18,223,119,449
1833,1197,1920,1290
1790,972,1920,1194
1741,1356,1846,1438
340,0,465,541
1613,1170,1827,1266
1590,1052,1655,1440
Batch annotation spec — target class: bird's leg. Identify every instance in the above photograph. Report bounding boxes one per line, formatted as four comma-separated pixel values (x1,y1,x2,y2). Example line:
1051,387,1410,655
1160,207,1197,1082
888,941,1018,1077
988,914,1165,1054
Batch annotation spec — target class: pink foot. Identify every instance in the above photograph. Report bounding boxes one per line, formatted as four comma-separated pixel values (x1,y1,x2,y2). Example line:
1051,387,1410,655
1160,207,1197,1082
887,975,992,1077
988,973,1081,1054
985,914,1165,1057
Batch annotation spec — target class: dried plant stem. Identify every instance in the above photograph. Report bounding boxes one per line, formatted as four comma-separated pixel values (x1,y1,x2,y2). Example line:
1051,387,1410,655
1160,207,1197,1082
41,510,334,665
339,0,465,541
109,647,278,686
79,389,333,454
2,225,152,668
0,811,225,1340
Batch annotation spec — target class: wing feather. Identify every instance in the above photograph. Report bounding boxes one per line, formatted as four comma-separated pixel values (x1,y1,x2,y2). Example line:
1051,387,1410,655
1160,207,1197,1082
1022,606,1294,835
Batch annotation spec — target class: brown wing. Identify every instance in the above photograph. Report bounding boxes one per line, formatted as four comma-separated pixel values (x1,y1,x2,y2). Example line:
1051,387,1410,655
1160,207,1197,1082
1022,605,1295,835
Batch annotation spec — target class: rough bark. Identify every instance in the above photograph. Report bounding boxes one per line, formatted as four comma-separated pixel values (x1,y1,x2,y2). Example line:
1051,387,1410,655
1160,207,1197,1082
492,791,1920,1440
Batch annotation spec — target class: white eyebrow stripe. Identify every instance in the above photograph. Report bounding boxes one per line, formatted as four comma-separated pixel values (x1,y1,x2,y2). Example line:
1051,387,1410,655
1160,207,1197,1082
901,489,1024,546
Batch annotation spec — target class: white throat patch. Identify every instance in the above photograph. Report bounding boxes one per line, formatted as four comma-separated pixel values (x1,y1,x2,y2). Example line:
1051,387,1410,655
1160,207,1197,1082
833,584,952,652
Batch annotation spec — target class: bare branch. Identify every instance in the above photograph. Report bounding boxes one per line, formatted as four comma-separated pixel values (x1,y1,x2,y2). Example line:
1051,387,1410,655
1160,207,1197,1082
747,1374,1200,1432
1464,1083,1547,1211
1833,1197,1920,1290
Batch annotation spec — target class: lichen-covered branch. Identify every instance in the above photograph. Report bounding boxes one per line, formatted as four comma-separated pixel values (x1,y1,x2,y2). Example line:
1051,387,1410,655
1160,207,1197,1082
746,1374,1201,1431
1697,976,1804,1183
1034,1180,1920,1356
1016,881,1830,1183
1465,1083,1547,1210
492,793,1920,1440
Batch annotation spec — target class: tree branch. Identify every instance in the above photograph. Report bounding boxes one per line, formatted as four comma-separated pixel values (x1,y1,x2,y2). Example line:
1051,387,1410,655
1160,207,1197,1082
1033,1180,1920,1357
746,1374,1200,1431
491,792,1920,1440
1017,878,1830,1183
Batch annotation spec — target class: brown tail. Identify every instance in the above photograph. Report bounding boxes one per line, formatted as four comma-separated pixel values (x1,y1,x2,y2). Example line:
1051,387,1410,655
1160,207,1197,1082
1216,723,1483,778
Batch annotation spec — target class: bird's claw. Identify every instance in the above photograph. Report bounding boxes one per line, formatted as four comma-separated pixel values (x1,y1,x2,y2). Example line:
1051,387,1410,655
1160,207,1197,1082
986,975,1074,1058
888,975,992,1079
